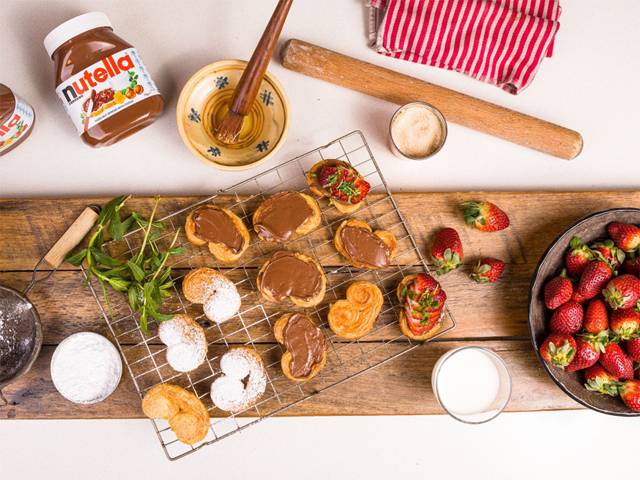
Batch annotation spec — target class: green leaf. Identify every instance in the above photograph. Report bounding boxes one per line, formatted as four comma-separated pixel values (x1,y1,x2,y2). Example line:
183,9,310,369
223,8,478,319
65,248,87,266
108,210,126,241
90,248,122,267
126,260,146,282
106,276,130,292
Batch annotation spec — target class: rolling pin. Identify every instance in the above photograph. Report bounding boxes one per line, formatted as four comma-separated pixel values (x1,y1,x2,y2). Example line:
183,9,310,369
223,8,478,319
280,39,583,160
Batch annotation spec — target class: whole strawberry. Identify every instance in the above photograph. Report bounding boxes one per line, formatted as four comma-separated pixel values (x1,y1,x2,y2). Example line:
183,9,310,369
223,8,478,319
584,364,620,396
583,298,609,334
461,201,510,232
549,301,584,335
564,236,594,277
610,309,640,340
621,254,640,276
576,260,612,300
607,222,640,252
603,274,640,310
572,290,588,304
430,228,463,275
540,333,576,369
470,257,505,283
624,337,640,362
619,380,640,411
590,239,625,270
566,338,601,372
600,343,634,380
544,274,573,310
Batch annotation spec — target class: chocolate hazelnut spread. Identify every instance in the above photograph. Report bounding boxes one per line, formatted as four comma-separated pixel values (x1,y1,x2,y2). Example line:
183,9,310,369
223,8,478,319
44,12,163,147
341,226,390,268
0,84,35,157
254,192,313,242
283,314,324,378
258,251,323,301
193,207,244,253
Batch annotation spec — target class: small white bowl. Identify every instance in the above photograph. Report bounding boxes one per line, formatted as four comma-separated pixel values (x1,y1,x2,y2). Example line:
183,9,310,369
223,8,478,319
389,101,447,160
431,346,511,424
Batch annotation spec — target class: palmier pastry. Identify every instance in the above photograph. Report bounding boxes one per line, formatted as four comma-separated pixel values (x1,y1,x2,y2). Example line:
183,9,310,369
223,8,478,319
306,160,370,213
334,219,397,269
210,347,267,413
274,313,327,382
142,384,209,445
328,281,384,339
185,205,250,263
257,250,326,307
252,191,321,242
396,273,446,340
182,268,241,324
158,314,207,373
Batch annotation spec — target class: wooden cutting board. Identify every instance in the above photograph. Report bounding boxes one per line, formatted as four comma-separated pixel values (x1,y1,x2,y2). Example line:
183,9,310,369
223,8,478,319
2,191,639,419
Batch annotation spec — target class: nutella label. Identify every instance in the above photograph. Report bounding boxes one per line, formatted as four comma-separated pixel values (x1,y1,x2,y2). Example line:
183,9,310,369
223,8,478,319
0,94,34,153
54,48,159,135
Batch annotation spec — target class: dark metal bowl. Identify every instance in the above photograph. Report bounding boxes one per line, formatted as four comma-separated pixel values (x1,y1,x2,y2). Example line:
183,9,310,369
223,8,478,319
0,285,43,404
529,208,640,416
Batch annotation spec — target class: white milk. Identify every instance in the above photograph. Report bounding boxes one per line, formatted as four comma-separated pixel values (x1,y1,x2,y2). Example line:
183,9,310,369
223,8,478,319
435,348,503,416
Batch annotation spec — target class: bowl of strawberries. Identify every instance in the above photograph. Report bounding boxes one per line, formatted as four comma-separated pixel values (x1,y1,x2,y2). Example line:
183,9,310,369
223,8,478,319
529,208,640,415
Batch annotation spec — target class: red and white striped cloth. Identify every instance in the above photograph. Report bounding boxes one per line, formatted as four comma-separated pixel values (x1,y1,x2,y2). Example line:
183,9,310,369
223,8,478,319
369,0,561,94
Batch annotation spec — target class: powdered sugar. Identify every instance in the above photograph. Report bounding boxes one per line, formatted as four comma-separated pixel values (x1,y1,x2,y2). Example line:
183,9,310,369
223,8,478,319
203,277,241,324
210,348,267,412
159,315,207,372
50,332,122,404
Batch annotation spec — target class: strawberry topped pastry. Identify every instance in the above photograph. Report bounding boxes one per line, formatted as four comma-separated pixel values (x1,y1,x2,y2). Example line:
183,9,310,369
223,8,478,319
306,160,370,214
461,200,510,232
539,222,640,413
430,228,463,275
397,273,447,340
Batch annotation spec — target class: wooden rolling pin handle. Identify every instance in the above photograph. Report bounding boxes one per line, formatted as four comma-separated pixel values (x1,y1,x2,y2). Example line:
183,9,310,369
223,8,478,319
281,39,583,160
43,206,99,269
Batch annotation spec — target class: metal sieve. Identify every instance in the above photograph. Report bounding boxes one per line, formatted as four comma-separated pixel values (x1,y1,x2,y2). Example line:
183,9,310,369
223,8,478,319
0,206,99,406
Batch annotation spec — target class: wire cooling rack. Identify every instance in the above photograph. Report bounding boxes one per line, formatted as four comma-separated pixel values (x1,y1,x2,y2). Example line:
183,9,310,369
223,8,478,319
84,130,456,460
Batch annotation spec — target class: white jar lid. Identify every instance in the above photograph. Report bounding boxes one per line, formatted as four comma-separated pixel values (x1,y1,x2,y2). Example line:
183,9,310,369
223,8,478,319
44,12,112,58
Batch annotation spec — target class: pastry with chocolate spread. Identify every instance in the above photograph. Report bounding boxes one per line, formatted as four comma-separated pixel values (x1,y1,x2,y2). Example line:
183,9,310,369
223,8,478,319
328,281,384,339
306,160,370,213
253,191,321,242
334,219,397,269
185,205,250,262
396,273,447,340
257,250,326,307
274,313,326,381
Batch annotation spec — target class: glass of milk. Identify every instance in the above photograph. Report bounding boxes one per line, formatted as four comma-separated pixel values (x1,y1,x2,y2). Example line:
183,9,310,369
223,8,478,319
432,346,511,424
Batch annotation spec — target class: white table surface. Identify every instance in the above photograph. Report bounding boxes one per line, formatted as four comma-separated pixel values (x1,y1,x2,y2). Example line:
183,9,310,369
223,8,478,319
1,0,639,477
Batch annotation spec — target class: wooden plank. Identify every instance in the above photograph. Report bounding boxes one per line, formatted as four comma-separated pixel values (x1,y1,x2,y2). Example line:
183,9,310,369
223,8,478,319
0,340,580,419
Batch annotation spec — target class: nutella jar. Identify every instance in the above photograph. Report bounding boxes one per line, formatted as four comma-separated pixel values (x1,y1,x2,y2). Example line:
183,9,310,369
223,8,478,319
0,84,35,156
44,12,163,147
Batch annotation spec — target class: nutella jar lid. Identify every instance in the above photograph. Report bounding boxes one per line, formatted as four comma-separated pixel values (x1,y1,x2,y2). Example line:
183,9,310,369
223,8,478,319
44,12,112,58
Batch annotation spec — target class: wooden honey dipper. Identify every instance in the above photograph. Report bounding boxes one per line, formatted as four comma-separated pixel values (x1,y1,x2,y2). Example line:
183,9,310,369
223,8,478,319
214,0,293,145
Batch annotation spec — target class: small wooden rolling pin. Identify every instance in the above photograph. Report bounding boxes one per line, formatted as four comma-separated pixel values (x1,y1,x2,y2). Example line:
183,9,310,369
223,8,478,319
281,39,583,160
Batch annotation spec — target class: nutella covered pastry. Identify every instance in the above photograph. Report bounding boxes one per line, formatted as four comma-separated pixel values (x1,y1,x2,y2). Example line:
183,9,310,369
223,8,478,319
328,281,384,339
274,313,327,382
306,160,370,213
334,219,397,269
253,191,321,242
257,250,326,307
185,205,250,262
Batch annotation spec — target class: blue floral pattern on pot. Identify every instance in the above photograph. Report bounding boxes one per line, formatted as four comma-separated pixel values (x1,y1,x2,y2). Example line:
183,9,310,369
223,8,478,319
256,140,270,152
208,146,221,157
215,76,230,90
188,108,201,123
260,89,274,107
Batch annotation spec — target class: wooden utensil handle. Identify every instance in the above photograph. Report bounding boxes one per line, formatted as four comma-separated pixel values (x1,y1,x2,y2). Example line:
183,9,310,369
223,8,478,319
229,0,293,116
43,206,99,269
281,39,583,160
